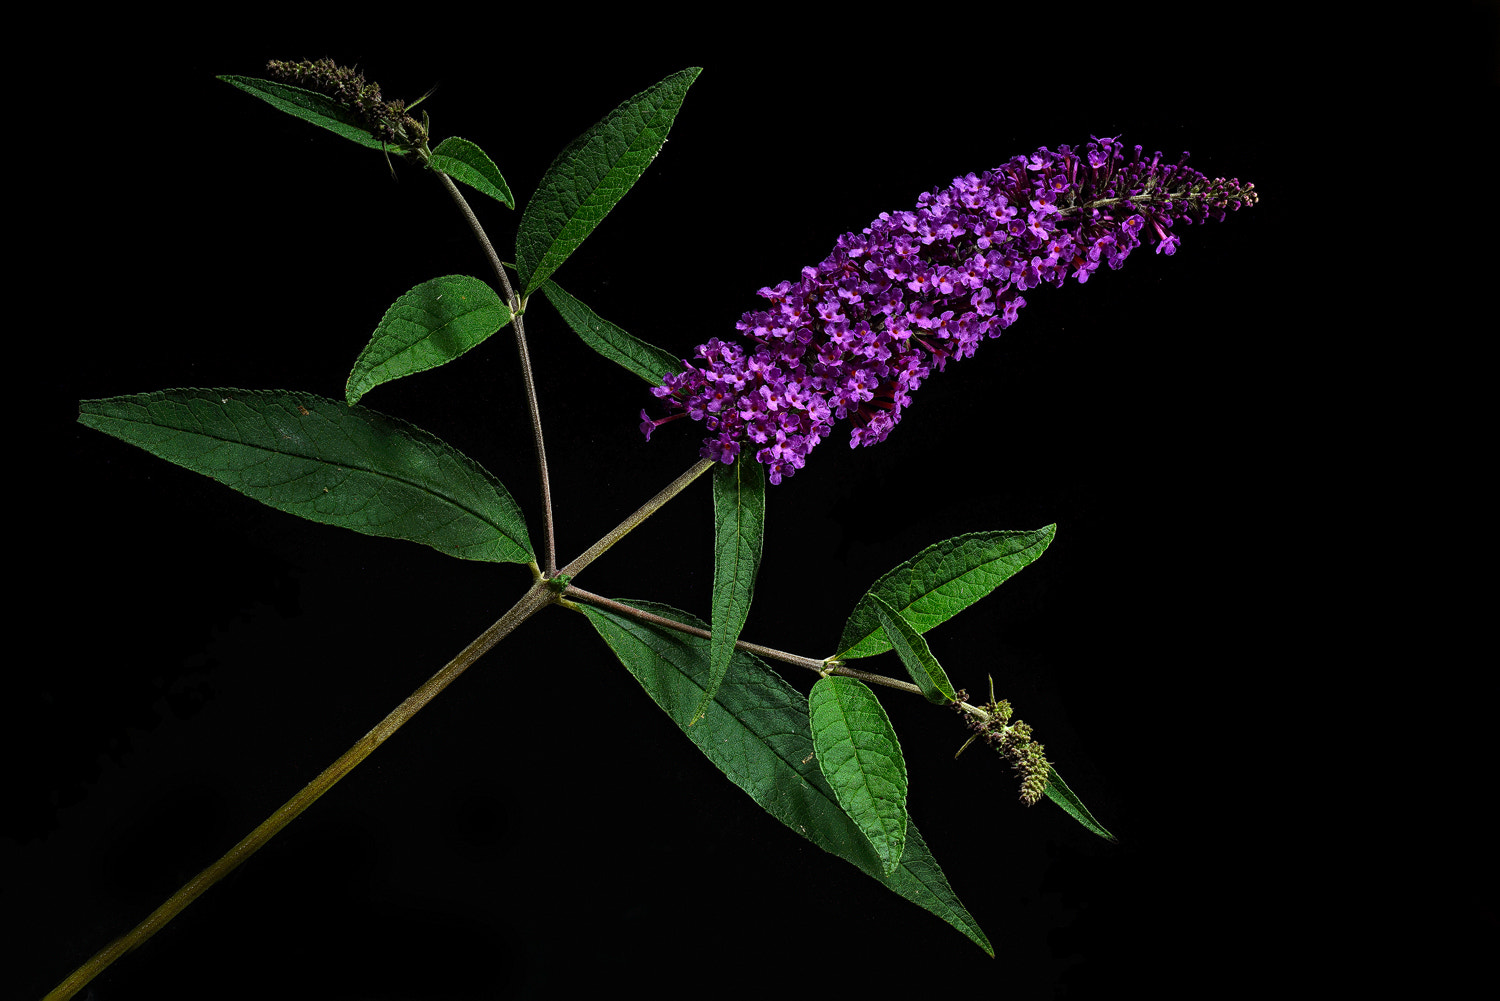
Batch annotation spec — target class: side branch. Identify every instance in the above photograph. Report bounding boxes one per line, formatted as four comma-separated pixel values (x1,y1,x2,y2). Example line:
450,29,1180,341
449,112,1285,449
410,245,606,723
562,585,923,696
558,458,715,578
432,169,558,573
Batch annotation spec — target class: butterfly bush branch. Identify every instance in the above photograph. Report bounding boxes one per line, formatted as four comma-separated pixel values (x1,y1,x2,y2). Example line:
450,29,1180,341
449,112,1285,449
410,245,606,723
556,458,716,579
431,168,520,308
642,136,1257,484
430,169,558,572
567,569,1050,805
267,57,558,571
563,585,923,694
952,692,1051,805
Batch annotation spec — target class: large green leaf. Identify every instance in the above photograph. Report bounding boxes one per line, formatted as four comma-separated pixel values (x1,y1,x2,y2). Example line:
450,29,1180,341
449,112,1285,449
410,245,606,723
581,599,992,955
515,68,702,296
692,453,765,725
868,594,957,704
538,280,682,385
808,676,908,875
1043,767,1117,843
218,75,390,151
429,137,515,209
346,275,512,404
836,527,1057,660
79,389,532,564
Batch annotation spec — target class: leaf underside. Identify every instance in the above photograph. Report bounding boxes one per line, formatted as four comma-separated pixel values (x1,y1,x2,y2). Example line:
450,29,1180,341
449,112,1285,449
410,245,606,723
1043,766,1118,842
538,280,683,385
218,74,390,151
868,593,957,704
696,454,765,724
581,599,992,955
429,136,515,208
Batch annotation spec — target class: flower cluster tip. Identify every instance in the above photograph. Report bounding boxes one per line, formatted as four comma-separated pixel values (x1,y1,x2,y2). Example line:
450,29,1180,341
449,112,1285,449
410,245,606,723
953,696,1051,806
642,137,1255,483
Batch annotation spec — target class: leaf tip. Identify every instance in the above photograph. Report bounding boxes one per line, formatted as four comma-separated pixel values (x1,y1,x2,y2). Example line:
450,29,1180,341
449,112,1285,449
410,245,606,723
344,370,370,405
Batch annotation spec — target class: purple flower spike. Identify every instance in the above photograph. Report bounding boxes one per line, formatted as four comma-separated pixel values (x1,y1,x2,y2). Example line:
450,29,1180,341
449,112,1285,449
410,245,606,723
643,137,1257,481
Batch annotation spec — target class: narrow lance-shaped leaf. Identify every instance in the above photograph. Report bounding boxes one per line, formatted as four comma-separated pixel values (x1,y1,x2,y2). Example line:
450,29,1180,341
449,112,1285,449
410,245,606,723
836,526,1057,660
809,676,909,875
79,389,533,564
515,67,702,296
580,599,992,955
1043,766,1118,843
218,75,390,151
538,280,683,385
346,275,511,405
868,594,957,704
429,136,515,209
693,452,765,725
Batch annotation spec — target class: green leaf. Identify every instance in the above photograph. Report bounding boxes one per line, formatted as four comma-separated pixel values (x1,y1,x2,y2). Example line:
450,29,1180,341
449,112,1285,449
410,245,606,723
868,594,957,704
692,453,766,725
218,74,390,151
429,137,515,209
346,275,512,405
580,600,992,955
79,389,533,564
514,67,702,296
836,526,1057,660
537,280,682,385
808,676,909,875
1043,766,1118,843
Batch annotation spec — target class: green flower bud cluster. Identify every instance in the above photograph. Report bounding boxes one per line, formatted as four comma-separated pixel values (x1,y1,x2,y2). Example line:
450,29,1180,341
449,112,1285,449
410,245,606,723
267,58,427,151
955,695,1050,806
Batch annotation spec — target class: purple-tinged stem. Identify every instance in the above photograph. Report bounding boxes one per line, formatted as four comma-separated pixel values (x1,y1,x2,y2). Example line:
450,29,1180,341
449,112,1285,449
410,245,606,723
432,169,558,573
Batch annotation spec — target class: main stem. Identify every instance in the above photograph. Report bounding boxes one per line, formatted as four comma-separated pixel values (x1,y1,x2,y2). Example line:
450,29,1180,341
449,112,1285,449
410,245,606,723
45,582,557,1001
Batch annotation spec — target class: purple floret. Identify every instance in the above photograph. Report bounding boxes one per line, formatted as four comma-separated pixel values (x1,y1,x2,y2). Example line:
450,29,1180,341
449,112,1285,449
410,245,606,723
643,136,1257,483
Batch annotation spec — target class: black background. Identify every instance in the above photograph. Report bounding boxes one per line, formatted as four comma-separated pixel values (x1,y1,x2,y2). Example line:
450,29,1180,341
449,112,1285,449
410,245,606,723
14,12,1496,1000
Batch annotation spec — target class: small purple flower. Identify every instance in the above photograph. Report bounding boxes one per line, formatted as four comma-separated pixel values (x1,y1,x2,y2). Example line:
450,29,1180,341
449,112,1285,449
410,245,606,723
643,137,1257,481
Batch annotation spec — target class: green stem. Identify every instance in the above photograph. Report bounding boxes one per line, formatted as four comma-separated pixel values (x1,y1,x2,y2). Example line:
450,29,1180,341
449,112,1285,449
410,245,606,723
557,458,715,578
50,456,712,996
54,454,741,997
561,585,923,696
432,168,558,573
45,581,558,1001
